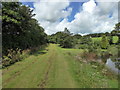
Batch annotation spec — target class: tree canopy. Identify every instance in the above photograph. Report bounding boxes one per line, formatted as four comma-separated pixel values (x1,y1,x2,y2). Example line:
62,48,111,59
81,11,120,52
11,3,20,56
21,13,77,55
2,2,47,55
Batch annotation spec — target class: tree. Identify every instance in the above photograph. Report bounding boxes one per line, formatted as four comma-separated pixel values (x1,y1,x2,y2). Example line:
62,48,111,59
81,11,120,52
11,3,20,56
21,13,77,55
2,2,47,55
80,36,92,45
73,34,82,39
105,32,109,36
62,36,74,48
114,22,120,43
108,36,113,45
115,22,120,31
101,35,109,49
63,27,71,35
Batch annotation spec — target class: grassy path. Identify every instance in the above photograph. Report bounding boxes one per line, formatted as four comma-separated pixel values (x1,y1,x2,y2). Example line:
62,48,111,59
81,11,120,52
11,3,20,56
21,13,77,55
2,44,118,88
3,44,78,88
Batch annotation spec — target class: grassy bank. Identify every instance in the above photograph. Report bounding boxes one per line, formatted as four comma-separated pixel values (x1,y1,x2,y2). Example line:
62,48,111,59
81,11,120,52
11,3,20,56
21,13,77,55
61,48,118,88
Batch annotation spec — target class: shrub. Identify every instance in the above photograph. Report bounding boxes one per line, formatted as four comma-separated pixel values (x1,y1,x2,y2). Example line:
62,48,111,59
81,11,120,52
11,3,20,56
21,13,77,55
2,56,11,67
61,36,74,48
107,45,118,57
2,44,48,68
101,35,109,49
2,48,23,68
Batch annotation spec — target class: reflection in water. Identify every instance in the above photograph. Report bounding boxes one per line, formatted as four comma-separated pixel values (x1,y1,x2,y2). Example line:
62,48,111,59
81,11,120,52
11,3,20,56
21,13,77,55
100,49,120,74
99,47,120,74
106,58,119,74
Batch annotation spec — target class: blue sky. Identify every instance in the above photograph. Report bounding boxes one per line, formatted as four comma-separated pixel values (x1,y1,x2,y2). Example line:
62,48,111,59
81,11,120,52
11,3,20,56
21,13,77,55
22,2,84,22
21,0,118,35
67,2,84,22
22,2,34,8
21,1,99,22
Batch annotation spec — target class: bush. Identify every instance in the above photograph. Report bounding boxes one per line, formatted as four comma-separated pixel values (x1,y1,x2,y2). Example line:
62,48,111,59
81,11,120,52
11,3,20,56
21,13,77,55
2,56,11,67
101,35,109,49
107,45,118,57
2,44,48,68
2,48,24,68
60,36,74,48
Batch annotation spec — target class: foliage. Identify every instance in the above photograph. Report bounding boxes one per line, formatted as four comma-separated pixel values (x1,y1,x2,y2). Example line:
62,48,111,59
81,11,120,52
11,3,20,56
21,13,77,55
2,2,47,55
2,48,23,68
101,35,109,49
114,22,120,31
61,36,74,48
107,36,113,44
114,22,120,43
107,45,118,57
85,33,104,37
112,36,119,44
48,28,75,48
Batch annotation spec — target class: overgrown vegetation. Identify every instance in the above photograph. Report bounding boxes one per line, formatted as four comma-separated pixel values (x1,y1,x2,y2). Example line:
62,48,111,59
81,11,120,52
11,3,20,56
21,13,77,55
2,2,47,67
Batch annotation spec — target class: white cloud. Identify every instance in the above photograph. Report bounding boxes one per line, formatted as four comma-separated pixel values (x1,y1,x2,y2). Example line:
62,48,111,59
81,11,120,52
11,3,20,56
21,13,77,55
82,0,96,13
33,0,118,35
33,0,72,34
34,1,70,22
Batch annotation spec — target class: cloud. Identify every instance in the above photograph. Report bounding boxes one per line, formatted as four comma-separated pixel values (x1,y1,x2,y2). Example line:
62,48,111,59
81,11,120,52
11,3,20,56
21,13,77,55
33,0,118,35
33,0,72,34
34,1,71,22
82,0,96,13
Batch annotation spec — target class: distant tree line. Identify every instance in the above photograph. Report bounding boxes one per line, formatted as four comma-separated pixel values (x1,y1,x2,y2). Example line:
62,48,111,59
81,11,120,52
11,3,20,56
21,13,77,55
48,28,77,48
48,22,120,49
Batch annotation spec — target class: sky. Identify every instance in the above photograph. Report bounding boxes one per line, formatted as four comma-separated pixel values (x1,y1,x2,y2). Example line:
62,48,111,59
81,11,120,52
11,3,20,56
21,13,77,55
22,0,118,35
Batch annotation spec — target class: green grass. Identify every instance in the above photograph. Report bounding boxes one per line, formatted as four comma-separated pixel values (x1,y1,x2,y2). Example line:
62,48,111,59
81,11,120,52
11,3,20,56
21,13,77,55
92,37,102,42
92,36,119,44
59,47,118,88
0,70,2,89
2,44,118,88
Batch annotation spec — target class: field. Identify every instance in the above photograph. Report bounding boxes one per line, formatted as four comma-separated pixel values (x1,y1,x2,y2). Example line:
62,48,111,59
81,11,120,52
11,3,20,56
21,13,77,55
2,44,118,88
